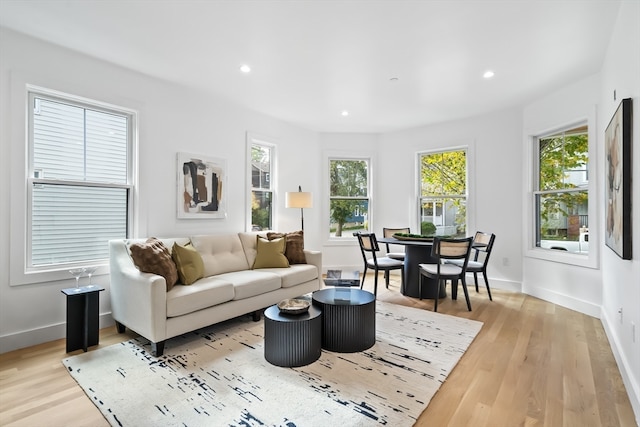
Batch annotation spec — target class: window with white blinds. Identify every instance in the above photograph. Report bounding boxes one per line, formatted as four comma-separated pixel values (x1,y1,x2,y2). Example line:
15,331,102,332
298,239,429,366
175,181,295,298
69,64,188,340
28,91,133,269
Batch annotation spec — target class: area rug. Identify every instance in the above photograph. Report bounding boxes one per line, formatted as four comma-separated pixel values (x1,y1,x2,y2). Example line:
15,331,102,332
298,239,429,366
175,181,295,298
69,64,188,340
63,301,482,427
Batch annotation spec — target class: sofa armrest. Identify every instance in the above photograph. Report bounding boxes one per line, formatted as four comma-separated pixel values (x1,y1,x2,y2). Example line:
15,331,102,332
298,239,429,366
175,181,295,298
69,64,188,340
109,240,168,343
304,250,323,287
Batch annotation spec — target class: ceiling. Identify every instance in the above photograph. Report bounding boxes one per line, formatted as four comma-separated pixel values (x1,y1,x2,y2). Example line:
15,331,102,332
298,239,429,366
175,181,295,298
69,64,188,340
0,0,621,133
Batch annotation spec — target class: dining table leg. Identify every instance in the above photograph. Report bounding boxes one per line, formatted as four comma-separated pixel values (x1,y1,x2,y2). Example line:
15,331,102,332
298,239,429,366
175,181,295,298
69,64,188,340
402,245,447,299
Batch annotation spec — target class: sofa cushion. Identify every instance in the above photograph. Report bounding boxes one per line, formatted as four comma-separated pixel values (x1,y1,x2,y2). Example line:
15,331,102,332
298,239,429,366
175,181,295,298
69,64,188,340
267,230,307,264
171,242,204,285
215,270,281,300
253,237,289,269
129,238,178,291
190,234,250,276
254,264,318,288
166,277,235,317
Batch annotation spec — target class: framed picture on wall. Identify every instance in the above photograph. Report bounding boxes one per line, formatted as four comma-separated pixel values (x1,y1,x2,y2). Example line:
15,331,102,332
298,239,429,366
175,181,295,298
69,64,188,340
604,98,632,260
177,152,227,219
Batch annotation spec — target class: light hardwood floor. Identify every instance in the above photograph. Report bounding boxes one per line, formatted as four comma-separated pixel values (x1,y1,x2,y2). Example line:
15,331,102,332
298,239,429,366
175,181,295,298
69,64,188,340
1,275,637,427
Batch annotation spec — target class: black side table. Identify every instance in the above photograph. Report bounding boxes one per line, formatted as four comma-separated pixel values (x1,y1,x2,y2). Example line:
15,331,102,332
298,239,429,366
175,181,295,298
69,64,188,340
61,285,105,352
312,288,376,353
264,304,322,367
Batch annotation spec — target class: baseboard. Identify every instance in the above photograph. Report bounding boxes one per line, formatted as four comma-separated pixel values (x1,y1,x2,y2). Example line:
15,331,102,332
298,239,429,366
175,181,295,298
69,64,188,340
523,286,601,318
0,312,114,354
601,309,640,425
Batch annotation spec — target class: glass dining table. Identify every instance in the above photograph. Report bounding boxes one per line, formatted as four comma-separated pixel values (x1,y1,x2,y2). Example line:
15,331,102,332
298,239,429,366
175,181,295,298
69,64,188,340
377,237,446,299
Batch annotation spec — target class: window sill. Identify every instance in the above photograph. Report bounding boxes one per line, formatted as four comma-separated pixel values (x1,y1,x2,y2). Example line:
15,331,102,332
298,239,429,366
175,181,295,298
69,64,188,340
524,247,598,269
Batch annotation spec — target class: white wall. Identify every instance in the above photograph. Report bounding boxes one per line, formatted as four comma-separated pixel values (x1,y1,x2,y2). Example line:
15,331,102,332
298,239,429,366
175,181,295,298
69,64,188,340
599,1,640,419
378,108,524,291
521,74,602,316
319,108,524,292
0,29,320,352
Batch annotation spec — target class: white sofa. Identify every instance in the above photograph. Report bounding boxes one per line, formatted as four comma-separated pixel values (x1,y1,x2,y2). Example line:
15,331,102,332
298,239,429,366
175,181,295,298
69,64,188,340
109,232,322,356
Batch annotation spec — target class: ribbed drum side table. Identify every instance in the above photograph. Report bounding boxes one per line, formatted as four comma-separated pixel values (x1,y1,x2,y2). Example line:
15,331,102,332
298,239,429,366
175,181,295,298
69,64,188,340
312,288,376,353
263,304,322,367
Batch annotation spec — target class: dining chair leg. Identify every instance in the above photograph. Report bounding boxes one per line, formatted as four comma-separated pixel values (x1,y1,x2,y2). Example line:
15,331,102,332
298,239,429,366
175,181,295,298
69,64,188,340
418,273,423,300
373,269,379,297
474,273,479,292
460,277,472,311
451,279,458,300
483,270,493,301
433,279,440,312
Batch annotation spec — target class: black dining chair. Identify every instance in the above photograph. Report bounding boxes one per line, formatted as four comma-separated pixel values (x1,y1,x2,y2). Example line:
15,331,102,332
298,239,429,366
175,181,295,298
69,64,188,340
354,232,405,296
418,236,473,312
382,227,410,260
446,231,496,301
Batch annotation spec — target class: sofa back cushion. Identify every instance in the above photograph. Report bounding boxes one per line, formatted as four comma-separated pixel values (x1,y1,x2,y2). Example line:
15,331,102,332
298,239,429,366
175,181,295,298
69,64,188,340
238,231,267,267
190,234,250,276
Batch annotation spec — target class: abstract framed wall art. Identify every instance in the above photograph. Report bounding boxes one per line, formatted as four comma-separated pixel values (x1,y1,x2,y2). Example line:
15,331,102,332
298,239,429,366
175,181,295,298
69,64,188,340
177,153,227,219
604,98,632,260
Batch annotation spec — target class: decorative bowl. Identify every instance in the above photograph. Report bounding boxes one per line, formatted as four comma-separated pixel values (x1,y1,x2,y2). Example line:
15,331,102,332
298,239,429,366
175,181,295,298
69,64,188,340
277,298,311,315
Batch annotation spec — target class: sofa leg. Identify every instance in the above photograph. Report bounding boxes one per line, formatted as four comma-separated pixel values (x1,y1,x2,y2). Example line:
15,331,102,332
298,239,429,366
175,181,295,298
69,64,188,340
151,341,165,357
252,310,261,322
115,321,126,333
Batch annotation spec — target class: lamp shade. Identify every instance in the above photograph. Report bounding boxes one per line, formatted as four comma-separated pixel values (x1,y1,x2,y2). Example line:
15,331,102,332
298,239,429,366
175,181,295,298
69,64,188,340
285,191,313,209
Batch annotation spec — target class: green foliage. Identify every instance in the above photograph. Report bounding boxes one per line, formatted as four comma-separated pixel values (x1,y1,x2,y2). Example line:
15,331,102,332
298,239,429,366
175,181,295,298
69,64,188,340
420,151,466,197
251,192,270,230
538,132,588,224
421,221,436,235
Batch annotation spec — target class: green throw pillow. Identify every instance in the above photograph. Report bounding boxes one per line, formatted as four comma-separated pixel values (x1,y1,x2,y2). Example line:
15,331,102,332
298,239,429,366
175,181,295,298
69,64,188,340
253,237,290,269
172,242,204,285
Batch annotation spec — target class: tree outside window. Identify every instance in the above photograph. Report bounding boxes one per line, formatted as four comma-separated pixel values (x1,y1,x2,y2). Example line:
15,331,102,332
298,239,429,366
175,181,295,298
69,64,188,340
329,159,369,237
536,125,589,253
419,150,466,237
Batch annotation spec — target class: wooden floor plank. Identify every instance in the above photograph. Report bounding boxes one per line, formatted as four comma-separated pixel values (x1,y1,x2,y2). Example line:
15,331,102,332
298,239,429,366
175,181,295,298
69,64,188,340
0,274,636,427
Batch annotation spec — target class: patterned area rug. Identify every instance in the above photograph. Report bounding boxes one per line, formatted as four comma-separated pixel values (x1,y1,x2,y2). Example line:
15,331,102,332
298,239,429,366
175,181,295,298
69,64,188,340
63,301,482,427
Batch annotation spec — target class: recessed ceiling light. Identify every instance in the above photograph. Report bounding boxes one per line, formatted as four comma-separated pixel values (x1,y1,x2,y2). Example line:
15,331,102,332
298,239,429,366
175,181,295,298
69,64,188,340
240,64,251,73
341,110,349,117
483,70,495,79
389,77,399,82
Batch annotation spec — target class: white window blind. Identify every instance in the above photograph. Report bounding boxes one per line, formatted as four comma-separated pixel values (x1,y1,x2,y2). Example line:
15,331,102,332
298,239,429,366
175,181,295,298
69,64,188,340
29,93,132,268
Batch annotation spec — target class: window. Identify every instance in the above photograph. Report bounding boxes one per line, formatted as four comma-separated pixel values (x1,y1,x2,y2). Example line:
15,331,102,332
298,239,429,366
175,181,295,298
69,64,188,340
28,90,134,270
329,158,370,237
249,137,275,231
419,149,467,237
534,124,589,254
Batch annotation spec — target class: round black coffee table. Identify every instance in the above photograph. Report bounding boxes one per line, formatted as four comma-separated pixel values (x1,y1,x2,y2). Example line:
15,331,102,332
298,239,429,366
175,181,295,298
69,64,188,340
263,304,322,367
312,288,376,353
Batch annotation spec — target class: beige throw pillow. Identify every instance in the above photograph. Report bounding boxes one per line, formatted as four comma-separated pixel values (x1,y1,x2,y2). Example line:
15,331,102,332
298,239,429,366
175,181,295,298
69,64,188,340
253,237,290,269
129,238,178,291
267,230,307,264
171,242,204,285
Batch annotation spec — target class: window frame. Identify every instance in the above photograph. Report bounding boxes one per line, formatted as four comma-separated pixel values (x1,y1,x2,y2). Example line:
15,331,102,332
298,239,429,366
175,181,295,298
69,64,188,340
11,85,137,286
246,133,277,232
524,113,599,269
416,146,470,238
323,151,374,245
